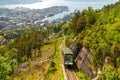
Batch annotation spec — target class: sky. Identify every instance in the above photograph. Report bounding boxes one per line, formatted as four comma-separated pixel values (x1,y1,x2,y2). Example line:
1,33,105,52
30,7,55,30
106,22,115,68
0,0,119,9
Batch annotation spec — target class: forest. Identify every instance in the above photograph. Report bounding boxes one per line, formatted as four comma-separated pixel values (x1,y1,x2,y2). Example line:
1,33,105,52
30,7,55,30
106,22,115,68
0,22,64,79
63,1,120,80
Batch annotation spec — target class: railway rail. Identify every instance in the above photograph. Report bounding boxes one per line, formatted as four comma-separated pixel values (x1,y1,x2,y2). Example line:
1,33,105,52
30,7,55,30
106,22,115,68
65,67,79,80
60,36,79,80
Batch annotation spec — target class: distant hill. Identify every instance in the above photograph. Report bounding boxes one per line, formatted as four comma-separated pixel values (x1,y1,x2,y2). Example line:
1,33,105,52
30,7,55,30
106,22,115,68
0,0,41,5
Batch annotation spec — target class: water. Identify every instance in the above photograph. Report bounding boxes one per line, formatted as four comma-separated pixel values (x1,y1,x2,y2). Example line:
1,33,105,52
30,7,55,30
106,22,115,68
0,0,42,5
0,0,119,21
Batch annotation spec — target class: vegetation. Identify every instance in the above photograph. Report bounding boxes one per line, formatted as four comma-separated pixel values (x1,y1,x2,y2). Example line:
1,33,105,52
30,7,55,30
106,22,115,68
64,1,120,80
0,1,120,80
0,22,65,79
10,39,60,80
73,66,91,80
0,26,53,79
45,38,64,80
99,64,118,80
76,71,91,80
0,46,17,79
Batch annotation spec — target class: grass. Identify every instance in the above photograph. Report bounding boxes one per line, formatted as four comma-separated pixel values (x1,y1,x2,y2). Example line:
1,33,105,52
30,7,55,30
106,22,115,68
45,37,64,80
41,39,55,52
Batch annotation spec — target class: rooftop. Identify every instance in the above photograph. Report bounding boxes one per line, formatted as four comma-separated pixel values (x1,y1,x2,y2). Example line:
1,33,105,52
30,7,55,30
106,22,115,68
62,47,73,55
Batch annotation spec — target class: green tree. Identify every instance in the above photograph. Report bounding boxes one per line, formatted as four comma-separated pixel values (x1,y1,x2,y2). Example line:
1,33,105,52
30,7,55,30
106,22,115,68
100,65,118,80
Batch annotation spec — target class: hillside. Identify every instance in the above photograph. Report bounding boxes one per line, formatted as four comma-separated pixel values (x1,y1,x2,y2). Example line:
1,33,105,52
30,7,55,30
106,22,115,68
64,1,120,80
0,1,120,80
0,24,64,80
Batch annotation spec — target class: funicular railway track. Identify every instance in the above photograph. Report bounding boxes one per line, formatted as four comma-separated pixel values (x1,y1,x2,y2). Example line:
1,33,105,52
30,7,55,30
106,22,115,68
60,36,79,80
65,66,79,80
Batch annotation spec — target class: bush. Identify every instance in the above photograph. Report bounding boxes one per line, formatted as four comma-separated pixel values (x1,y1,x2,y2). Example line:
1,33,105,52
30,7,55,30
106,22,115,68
99,65,119,80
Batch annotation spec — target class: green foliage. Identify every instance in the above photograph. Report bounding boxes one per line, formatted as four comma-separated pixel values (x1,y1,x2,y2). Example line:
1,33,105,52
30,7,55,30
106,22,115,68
62,21,71,34
116,57,120,67
0,55,11,80
99,65,119,80
52,23,64,33
45,38,63,80
65,1,120,79
0,46,17,80
0,26,54,79
68,11,87,34
10,28,51,62
75,69,91,80
76,16,86,33
70,2,120,69
66,34,74,47
82,7,97,26
47,61,57,74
